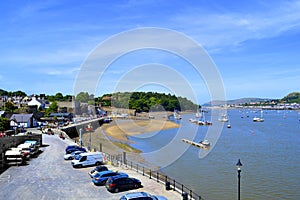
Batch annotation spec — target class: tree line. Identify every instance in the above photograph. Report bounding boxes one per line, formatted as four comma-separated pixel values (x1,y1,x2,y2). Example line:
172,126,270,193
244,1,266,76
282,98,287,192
98,92,199,112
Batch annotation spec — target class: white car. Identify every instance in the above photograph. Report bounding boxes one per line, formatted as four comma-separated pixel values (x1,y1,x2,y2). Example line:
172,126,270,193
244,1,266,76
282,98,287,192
64,151,84,160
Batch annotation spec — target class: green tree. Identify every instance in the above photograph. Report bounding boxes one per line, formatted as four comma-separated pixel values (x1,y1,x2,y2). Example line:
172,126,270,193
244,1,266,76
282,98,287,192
5,101,15,112
76,92,90,103
54,92,64,101
99,91,198,112
88,100,95,105
45,101,58,116
12,90,27,97
0,117,10,131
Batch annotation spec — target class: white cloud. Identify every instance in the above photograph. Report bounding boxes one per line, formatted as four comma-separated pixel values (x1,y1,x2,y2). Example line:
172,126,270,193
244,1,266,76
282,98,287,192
170,1,300,50
39,66,80,76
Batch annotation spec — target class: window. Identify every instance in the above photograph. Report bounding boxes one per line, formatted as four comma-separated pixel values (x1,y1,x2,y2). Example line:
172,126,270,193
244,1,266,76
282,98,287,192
103,174,111,177
80,156,87,162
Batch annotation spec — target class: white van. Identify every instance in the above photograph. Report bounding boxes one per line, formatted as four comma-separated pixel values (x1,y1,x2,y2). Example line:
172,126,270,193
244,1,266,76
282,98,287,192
71,152,107,168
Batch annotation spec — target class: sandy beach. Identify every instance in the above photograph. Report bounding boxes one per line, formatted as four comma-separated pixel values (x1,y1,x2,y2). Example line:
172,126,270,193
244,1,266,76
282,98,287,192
81,112,179,157
103,118,180,142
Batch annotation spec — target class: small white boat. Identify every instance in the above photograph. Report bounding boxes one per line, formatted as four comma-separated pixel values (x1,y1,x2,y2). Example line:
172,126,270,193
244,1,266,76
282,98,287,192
189,118,198,123
218,114,229,122
199,140,210,147
253,110,264,122
198,120,212,126
197,109,212,126
173,110,182,120
253,117,264,122
198,120,205,125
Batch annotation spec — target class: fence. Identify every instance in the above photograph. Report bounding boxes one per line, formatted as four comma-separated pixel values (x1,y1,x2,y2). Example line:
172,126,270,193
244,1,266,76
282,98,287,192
76,127,204,200
106,152,204,200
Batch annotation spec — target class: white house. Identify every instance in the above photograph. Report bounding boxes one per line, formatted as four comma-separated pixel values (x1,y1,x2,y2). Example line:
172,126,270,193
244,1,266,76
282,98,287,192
27,97,45,109
10,114,38,128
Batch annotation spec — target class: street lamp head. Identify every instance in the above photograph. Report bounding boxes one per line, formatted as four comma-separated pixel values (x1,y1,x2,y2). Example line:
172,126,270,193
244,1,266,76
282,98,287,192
236,159,243,171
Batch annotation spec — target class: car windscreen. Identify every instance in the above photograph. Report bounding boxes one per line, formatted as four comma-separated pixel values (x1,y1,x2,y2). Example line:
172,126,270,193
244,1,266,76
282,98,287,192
74,155,82,160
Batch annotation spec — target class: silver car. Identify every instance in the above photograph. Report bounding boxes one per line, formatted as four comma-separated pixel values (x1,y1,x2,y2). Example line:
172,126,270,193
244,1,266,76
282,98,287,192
64,151,84,160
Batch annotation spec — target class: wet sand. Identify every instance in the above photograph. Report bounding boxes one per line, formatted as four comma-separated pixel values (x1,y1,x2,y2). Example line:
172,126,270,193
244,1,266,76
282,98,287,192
103,118,180,142
79,114,180,168
82,114,179,151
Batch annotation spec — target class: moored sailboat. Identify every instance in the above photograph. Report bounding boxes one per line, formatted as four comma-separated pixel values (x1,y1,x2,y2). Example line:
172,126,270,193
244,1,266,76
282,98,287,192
253,110,264,122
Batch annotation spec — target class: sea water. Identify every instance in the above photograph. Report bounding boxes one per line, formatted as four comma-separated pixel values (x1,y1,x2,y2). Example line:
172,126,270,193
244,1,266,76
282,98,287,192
128,109,300,200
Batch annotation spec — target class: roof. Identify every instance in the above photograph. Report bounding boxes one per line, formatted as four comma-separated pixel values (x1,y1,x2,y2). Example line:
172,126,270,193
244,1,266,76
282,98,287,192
122,192,152,198
10,114,34,122
79,152,103,156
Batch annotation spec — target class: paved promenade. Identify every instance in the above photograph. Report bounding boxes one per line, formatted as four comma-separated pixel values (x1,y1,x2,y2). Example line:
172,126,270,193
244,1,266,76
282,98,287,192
0,133,182,200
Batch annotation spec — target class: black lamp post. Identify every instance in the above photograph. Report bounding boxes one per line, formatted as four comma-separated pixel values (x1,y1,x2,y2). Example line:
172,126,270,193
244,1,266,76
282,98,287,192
236,159,243,200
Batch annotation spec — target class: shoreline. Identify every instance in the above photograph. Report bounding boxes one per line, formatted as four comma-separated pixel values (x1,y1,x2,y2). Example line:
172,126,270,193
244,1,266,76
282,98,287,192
102,118,180,142
81,116,180,168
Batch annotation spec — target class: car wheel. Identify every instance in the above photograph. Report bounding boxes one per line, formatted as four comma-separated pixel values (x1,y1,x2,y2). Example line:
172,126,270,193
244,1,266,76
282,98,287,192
114,187,119,193
95,161,100,166
134,184,139,188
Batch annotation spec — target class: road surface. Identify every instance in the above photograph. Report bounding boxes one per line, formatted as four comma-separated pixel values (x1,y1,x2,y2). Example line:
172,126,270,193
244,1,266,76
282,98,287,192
0,134,182,200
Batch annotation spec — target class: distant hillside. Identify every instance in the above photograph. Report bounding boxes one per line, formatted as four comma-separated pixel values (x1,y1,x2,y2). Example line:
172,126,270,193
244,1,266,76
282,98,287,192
202,98,273,106
203,92,300,106
281,92,300,103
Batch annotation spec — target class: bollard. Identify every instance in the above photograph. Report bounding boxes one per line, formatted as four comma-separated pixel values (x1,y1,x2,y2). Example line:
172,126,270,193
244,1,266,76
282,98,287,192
165,181,171,190
182,192,188,200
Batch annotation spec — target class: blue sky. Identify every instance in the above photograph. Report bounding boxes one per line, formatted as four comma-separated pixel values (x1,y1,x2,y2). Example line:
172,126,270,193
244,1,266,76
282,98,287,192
1,0,299,104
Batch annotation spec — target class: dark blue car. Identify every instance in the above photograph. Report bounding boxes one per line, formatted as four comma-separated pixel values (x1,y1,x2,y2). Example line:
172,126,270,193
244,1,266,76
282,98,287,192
92,171,128,186
106,176,142,193
65,145,87,154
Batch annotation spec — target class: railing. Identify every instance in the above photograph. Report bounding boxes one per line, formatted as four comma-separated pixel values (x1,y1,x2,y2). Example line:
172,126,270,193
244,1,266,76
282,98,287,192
105,153,204,200
77,128,204,200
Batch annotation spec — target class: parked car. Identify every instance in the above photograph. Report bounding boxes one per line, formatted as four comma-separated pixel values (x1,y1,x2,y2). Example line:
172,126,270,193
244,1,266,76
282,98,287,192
18,143,38,156
65,145,87,154
71,152,107,168
8,147,30,160
105,176,142,193
88,165,109,177
24,140,40,147
4,149,26,166
92,171,128,186
119,192,168,200
64,150,85,160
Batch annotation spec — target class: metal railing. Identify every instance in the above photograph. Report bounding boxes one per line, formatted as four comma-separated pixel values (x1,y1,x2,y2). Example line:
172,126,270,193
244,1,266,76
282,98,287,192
77,129,204,200
106,152,204,200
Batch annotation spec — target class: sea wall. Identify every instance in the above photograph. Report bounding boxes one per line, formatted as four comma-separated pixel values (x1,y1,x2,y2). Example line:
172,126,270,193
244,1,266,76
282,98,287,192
61,118,105,138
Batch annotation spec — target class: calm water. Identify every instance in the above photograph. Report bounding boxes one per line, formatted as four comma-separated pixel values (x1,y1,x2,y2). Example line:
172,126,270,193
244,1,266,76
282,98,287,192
128,109,300,200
